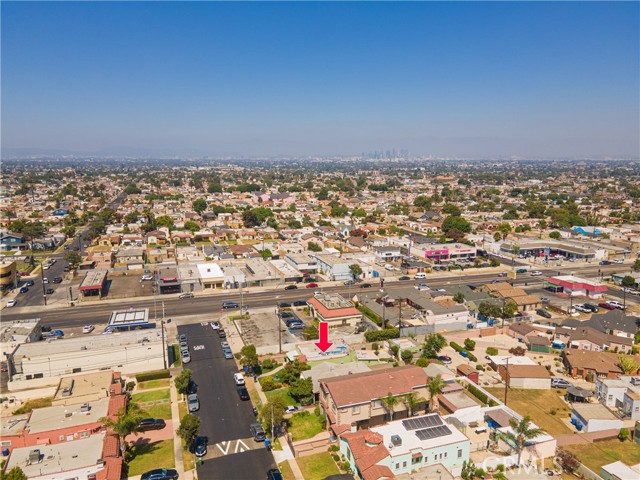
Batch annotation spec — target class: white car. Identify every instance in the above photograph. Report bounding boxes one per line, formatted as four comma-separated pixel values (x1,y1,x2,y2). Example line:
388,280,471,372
233,373,245,386
6,299,17,307
210,321,221,330
82,325,95,334
43,264,50,270
530,271,543,276
285,406,301,413
607,301,626,309
141,275,154,281
43,278,49,284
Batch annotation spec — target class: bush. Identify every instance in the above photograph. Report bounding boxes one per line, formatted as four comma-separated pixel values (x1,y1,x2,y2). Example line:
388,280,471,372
342,461,351,472
467,384,488,404
332,454,340,462
450,342,463,353
467,352,478,362
476,365,484,371
619,428,630,441
135,369,170,382
356,304,383,326
126,381,136,392
364,328,400,342
329,444,339,452
464,338,476,351
486,347,499,356
259,376,281,392
261,358,278,371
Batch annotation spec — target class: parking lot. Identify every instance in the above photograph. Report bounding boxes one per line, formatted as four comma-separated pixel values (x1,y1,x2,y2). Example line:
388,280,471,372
236,307,303,355
103,274,149,299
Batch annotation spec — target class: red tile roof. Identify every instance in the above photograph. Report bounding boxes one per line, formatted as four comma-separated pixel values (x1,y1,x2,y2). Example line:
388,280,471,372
102,433,120,458
342,429,389,472
107,395,127,419
307,297,360,319
321,365,428,407
96,457,123,480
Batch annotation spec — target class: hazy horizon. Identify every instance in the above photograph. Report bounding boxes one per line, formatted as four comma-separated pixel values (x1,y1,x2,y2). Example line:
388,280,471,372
2,1,639,158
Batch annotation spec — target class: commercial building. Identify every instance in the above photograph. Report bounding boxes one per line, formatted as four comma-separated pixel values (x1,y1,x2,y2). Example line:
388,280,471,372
8,330,164,391
0,258,17,295
410,243,476,263
196,262,224,289
0,318,43,358
307,293,363,330
78,269,108,301
312,253,353,281
545,275,607,299
284,252,318,273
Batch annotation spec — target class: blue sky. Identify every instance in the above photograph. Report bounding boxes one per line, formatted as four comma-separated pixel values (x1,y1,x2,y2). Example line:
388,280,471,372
2,1,638,158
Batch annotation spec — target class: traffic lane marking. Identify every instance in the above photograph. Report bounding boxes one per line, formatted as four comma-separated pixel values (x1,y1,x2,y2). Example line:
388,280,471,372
200,437,265,460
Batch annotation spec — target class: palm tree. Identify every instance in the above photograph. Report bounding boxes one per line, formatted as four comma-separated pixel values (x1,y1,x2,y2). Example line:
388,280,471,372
381,392,399,421
403,392,423,417
100,400,145,457
499,416,545,466
427,375,445,412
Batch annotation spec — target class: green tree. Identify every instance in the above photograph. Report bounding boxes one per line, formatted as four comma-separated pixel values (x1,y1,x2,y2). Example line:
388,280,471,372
192,199,208,215
184,221,200,232
634,258,640,272
427,375,445,412
289,377,314,405
442,203,461,216
618,354,640,375
352,207,366,218
502,300,518,320
389,344,399,359
464,338,476,351
622,275,637,289
63,251,82,267
0,467,28,480
442,215,471,235
490,258,501,267
403,392,423,416
259,248,273,259
401,349,414,364
240,345,259,369
307,241,322,252
453,292,465,304
415,357,429,367
498,223,512,240
177,413,200,446
381,392,399,421
549,230,561,239
155,215,175,230
349,264,363,279
413,195,433,211
498,416,545,466
260,396,287,434
330,204,348,217
422,333,447,358
174,369,192,395
317,187,329,201
99,400,145,456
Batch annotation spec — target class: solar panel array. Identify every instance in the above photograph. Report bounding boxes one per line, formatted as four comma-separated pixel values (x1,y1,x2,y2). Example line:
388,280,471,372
415,425,452,441
402,415,443,431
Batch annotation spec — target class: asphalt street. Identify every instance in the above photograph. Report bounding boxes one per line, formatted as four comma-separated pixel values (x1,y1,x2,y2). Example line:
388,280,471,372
178,323,275,480
2,264,634,327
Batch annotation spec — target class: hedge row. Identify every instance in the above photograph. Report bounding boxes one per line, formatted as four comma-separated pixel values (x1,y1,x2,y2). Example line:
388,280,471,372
467,384,488,404
450,341,478,362
364,328,400,342
135,369,170,382
356,304,383,327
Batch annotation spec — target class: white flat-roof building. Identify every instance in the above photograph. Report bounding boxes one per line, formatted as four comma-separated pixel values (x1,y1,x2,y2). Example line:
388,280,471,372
196,262,224,289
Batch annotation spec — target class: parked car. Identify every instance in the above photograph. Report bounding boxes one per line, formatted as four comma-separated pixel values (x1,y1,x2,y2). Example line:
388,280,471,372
223,348,234,359
178,292,194,299
530,271,543,276
551,378,572,389
280,312,294,319
41,325,52,332
414,283,429,290
139,418,167,431
237,386,250,401
292,300,307,307
45,288,54,295
178,334,187,342
540,297,550,303
222,301,239,309
187,380,197,395
141,275,154,281
210,321,221,330
53,277,63,283
287,322,305,330
279,302,291,308
343,280,355,285
19,287,28,294
192,436,208,457
46,330,65,338
187,394,199,412
599,260,612,265
583,303,599,312
82,325,95,334
284,285,298,290
438,356,452,364
607,300,626,310
497,272,507,277
140,469,179,480
26,280,34,286
598,302,617,310
516,268,528,273
63,265,70,272
305,283,319,288
572,304,590,313
250,423,266,442
221,340,230,348
360,283,372,288
267,468,284,480
536,309,552,319
285,406,301,413
234,372,245,386
398,276,411,281
218,329,227,338
6,299,17,307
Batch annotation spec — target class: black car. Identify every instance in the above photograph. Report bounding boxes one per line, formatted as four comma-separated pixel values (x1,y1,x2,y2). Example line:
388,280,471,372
138,418,167,431
192,436,208,457
583,303,600,312
140,468,179,480
222,301,239,309
360,283,372,288
399,276,410,281
278,302,291,309
267,468,284,480
187,380,197,395
280,312,294,319
46,288,54,295
218,329,227,338
237,386,250,401
53,277,63,283
292,300,307,307
284,285,298,290
536,309,552,319
41,325,52,333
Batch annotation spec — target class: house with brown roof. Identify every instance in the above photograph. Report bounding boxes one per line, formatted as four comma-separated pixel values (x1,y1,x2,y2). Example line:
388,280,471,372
319,365,429,433
498,364,551,389
555,325,634,354
562,349,640,380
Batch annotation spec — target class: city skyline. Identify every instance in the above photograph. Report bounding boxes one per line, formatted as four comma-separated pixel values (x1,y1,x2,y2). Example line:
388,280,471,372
2,1,639,158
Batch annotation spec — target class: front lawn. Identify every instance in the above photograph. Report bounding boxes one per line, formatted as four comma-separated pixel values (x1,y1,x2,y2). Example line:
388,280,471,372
137,378,170,390
144,403,172,420
177,402,194,472
564,439,640,473
278,461,295,480
287,411,325,441
265,388,297,406
132,389,170,403
485,388,572,435
126,439,175,477
297,452,340,480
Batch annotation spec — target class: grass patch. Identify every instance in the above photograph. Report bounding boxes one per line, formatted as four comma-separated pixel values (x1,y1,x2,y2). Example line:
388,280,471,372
287,411,325,441
229,313,250,320
126,439,175,476
278,461,295,480
565,439,640,473
132,389,170,403
485,388,572,435
14,397,52,414
145,403,172,420
176,401,194,471
265,388,297,406
137,378,170,390
297,452,340,480
307,351,357,367
170,344,181,367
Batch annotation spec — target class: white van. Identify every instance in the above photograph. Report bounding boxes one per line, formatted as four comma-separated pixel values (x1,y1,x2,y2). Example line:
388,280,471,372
414,272,427,279
233,373,245,386
384,264,394,271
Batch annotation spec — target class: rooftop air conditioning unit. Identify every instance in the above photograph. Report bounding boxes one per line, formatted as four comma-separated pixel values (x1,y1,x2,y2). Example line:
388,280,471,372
391,435,402,446
80,403,91,413
28,449,41,465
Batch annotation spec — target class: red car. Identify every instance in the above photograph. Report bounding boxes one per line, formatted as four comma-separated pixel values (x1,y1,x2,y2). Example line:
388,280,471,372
306,283,319,288
598,302,617,310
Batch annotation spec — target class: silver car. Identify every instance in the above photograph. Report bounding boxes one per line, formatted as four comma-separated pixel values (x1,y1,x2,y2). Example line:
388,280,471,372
188,394,199,412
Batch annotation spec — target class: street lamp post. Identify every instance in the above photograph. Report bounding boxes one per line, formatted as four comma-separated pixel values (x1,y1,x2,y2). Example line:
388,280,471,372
40,262,47,306
161,301,167,369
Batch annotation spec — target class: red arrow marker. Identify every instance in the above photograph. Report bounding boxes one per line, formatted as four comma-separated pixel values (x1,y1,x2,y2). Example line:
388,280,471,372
315,322,333,353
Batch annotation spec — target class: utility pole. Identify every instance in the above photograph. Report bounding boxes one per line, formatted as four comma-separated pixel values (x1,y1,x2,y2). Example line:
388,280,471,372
40,263,47,306
504,357,509,406
161,301,167,369
277,305,282,354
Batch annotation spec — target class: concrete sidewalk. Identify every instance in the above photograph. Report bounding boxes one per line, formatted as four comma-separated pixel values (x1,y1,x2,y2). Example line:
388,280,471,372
273,442,305,480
